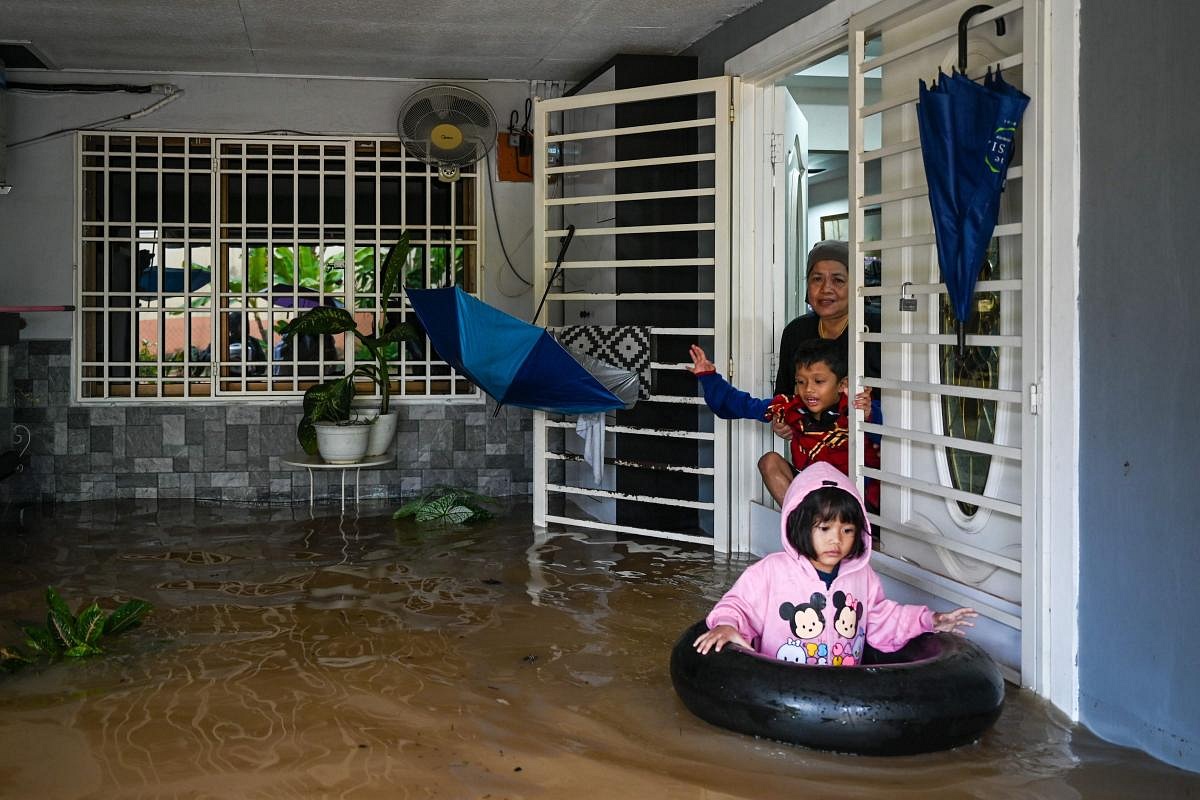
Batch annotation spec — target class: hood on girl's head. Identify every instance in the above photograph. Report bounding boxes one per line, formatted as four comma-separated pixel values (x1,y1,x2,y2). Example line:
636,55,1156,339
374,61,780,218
779,462,873,556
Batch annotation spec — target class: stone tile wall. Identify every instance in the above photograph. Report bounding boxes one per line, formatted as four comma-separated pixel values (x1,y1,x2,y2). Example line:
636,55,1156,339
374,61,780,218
0,341,533,505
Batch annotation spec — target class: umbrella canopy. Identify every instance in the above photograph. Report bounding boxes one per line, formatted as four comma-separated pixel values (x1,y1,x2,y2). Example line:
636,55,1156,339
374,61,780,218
406,286,633,414
917,68,1029,340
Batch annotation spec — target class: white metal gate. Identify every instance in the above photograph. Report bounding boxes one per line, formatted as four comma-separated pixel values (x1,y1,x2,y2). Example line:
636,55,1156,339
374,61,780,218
848,0,1041,682
531,77,735,547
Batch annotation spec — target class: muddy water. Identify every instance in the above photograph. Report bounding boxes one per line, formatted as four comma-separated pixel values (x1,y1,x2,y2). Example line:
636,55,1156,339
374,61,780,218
0,501,1196,799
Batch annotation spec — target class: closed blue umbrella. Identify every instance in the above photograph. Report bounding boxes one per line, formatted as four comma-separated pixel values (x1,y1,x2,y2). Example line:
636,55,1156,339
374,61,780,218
406,286,632,414
917,66,1029,357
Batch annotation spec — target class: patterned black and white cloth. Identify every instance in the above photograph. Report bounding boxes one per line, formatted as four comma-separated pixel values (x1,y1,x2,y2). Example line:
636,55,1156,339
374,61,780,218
553,325,654,400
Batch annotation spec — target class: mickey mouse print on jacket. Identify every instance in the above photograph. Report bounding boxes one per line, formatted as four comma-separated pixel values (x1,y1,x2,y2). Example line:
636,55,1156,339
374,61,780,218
704,463,934,665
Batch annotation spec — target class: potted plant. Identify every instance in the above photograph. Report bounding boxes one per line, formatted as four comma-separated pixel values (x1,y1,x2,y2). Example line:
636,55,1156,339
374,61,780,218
279,234,418,460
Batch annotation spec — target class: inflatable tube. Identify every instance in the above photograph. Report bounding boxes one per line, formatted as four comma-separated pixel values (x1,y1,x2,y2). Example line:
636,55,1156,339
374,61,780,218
670,620,1004,755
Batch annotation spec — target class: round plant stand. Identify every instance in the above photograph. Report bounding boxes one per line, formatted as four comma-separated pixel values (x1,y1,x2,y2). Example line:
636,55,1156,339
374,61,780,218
281,453,394,512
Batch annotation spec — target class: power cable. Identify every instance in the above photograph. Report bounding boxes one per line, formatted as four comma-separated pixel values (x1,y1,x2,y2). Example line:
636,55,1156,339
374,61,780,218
7,88,184,150
483,152,532,292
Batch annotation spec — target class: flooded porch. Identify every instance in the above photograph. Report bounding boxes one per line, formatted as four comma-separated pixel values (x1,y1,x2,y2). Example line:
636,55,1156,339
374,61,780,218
0,500,1195,799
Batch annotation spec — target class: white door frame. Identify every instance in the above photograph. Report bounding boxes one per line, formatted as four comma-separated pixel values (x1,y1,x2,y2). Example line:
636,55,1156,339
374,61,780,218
724,0,1080,720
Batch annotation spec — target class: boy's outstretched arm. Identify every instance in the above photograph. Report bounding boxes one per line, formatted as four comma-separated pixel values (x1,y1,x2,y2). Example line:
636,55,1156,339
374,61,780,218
687,345,772,421
687,344,717,375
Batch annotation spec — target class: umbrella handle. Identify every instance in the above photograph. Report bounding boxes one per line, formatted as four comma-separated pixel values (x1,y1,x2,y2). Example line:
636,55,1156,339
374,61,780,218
956,320,968,368
958,5,1006,73
532,224,577,324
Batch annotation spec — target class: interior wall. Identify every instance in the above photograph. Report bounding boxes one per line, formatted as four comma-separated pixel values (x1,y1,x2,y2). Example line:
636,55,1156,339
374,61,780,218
1077,0,1200,774
0,71,541,507
0,71,538,339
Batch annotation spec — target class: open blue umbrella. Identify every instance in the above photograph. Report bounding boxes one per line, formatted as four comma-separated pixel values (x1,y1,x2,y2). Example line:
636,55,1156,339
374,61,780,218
917,66,1029,358
406,286,635,414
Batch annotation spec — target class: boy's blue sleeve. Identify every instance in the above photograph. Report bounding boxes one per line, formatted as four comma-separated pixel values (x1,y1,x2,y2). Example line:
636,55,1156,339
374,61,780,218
866,398,882,446
696,372,771,421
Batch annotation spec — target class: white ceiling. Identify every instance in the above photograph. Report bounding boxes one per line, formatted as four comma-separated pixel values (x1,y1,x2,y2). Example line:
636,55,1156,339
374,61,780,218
0,0,764,82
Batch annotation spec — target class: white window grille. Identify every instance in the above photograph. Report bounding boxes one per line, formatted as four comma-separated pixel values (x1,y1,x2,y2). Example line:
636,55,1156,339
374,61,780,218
76,132,481,401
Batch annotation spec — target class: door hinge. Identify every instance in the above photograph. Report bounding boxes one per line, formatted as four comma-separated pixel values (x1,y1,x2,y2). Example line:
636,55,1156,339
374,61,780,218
1029,383,1040,415
727,358,735,383
729,101,736,124
768,133,783,168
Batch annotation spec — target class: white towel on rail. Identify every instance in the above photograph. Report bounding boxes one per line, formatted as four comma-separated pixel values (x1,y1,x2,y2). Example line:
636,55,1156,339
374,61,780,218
575,413,605,483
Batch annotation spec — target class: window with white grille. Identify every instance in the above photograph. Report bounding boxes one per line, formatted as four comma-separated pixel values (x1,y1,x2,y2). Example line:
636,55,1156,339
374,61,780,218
77,132,480,401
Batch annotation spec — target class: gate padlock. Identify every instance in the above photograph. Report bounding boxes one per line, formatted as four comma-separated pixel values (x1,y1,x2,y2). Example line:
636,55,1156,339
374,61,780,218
899,282,917,312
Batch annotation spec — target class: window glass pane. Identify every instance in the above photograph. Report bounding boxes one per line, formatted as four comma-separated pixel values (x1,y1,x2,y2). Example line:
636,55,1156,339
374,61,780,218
355,176,376,224
109,171,131,221
135,172,158,222
163,173,185,223
246,174,268,223
272,174,294,224
83,170,105,221
187,171,211,223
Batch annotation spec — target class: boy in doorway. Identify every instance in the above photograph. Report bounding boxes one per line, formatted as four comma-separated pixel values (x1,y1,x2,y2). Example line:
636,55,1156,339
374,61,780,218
688,338,881,511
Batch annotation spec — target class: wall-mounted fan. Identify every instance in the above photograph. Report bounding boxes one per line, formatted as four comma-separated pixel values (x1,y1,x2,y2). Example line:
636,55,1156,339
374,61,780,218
397,85,498,182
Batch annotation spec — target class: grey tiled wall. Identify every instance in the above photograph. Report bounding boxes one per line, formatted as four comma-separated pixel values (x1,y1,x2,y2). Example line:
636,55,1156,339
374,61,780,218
0,341,533,505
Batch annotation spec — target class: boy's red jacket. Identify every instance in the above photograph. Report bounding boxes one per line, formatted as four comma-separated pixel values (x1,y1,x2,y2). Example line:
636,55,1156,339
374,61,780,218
767,392,881,511
696,370,881,510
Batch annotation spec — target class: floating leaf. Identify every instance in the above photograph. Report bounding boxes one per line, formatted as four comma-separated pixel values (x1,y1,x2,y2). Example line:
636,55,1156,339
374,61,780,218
23,625,59,655
45,586,73,621
103,599,152,637
392,498,424,519
47,606,83,650
64,643,104,659
77,603,106,645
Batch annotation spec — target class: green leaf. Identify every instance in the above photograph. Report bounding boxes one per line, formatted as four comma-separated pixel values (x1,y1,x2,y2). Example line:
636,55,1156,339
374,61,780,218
64,643,104,659
45,586,73,620
392,497,424,518
279,306,357,338
413,495,476,525
302,376,355,423
47,607,83,650
380,234,411,307
103,599,152,637
413,494,455,523
77,603,106,645
0,646,33,671
298,417,318,455
377,322,418,345
23,625,59,655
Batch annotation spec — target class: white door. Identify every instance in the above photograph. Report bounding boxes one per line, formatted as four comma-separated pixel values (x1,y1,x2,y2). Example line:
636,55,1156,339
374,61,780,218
775,86,810,326
848,0,1041,683
531,77,736,549
741,86,810,555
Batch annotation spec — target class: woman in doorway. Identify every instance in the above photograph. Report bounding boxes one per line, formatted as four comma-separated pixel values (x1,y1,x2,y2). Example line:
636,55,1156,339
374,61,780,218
762,240,881,505
772,240,880,398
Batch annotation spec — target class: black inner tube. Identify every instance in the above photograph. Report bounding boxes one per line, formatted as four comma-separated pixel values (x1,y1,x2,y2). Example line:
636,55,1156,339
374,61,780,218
670,620,1004,756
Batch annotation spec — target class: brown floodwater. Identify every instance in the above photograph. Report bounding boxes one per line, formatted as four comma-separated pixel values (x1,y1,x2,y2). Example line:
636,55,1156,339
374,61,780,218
0,500,1197,799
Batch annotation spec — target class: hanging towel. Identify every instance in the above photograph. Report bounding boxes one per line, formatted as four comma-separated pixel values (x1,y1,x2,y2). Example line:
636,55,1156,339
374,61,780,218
555,325,654,400
575,412,606,483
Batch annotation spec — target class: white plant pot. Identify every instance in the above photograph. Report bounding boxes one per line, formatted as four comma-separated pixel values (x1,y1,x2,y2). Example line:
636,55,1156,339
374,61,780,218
364,411,399,457
314,421,372,464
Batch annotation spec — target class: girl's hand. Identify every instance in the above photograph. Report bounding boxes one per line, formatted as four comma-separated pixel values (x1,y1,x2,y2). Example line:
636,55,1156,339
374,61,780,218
693,624,752,655
932,607,977,635
687,344,716,375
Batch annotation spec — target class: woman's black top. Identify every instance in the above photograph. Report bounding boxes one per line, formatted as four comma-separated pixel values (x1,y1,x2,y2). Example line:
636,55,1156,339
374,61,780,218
772,310,882,397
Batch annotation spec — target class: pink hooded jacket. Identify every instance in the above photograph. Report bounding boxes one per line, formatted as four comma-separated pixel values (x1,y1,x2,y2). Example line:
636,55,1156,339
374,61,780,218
705,463,933,665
